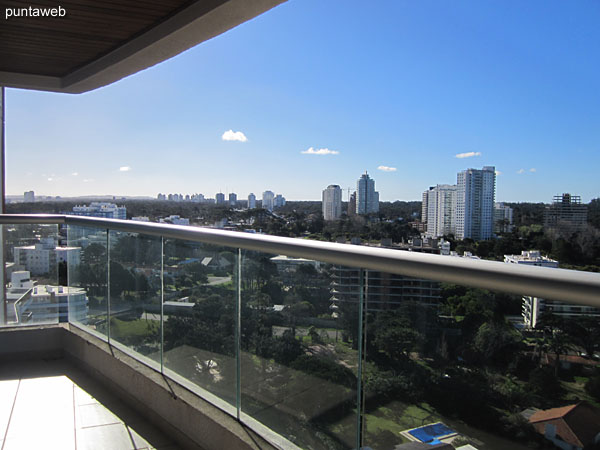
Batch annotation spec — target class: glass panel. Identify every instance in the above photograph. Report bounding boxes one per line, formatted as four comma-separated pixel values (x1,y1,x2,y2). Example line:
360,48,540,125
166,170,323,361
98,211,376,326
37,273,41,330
360,274,592,450
67,225,107,337
2,223,63,326
107,231,162,363
162,238,237,408
240,250,358,449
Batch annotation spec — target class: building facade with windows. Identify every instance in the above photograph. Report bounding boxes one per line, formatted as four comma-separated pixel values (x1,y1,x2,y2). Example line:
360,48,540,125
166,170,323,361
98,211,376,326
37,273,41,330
262,190,275,211
455,166,495,240
423,184,457,238
247,193,256,209
322,185,342,221
544,193,587,235
356,172,379,215
72,202,126,220
494,202,514,233
505,251,600,328
13,237,81,276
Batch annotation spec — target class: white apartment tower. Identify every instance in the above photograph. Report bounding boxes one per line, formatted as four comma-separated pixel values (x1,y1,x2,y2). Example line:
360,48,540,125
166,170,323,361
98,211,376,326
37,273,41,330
455,166,496,240
322,185,342,221
248,193,256,209
356,172,379,215
262,190,275,211
424,184,457,238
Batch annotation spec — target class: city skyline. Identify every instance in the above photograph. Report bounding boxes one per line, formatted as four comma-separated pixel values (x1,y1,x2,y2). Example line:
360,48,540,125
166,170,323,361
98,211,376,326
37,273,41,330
5,1,600,202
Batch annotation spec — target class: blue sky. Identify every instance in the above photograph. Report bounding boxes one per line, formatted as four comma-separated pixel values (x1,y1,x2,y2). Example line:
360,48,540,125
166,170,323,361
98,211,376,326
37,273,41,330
6,0,600,202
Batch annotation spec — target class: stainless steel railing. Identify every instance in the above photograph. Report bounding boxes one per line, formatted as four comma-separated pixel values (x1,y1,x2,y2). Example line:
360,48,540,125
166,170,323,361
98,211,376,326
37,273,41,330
1,214,599,306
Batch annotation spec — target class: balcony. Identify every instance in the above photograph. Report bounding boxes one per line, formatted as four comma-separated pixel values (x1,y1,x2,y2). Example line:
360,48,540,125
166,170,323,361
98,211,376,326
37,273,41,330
1,214,599,450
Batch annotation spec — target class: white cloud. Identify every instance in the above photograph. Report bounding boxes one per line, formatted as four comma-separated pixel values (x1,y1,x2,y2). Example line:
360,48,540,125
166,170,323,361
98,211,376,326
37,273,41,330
119,166,131,172
47,178,53,182
222,130,248,142
529,168,537,172
495,170,502,176
71,172,78,176
378,165,397,172
83,179,94,183
455,151,481,159
517,168,525,174
301,147,339,155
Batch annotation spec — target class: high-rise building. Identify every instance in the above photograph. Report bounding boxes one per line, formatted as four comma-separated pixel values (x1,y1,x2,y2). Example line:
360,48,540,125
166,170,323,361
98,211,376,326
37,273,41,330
24,191,35,203
455,166,495,240
424,184,457,238
248,193,256,209
72,202,126,220
356,172,379,215
262,190,275,211
494,203,514,233
330,266,441,312
229,193,237,206
544,193,587,235
215,193,225,205
505,251,600,328
348,192,356,217
274,194,286,208
421,190,429,224
322,185,342,221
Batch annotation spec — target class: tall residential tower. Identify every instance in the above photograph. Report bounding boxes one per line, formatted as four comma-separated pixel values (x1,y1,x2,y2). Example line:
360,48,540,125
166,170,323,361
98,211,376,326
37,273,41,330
356,172,379,215
455,166,496,240
423,184,457,238
322,185,342,221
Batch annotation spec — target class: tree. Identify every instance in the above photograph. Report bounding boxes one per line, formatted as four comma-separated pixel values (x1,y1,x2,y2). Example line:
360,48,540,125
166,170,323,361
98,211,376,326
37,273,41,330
474,321,522,366
272,330,303,365
374,313,423,361
563,315,600,358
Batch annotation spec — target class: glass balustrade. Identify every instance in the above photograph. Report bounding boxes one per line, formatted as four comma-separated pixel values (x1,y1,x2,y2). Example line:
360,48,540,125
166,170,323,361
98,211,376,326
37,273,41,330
2,220,599,450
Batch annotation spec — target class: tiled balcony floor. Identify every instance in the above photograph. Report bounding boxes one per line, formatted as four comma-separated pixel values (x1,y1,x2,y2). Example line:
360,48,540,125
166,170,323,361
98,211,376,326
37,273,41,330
0,358,181,450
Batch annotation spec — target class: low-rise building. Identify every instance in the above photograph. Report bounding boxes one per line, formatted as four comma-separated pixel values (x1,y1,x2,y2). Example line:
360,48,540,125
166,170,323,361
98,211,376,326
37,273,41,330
494,202,514,233
505,251,600,328
529,402,600,450
159,215,190,226
6,271,88,324
13,237,81,276
72,202,126,220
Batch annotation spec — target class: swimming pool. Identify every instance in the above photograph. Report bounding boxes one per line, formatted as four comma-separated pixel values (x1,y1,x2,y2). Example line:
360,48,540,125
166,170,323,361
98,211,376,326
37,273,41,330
408,422,457,444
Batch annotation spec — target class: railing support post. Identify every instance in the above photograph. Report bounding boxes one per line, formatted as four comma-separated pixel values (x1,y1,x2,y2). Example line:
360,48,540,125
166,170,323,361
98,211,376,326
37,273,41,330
356,268,365,449
236,248,242,421
160,237,165,373
106,229,111,345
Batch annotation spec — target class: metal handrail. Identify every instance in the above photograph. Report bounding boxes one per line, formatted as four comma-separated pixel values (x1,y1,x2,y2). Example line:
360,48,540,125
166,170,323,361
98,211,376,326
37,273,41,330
1,214,599,306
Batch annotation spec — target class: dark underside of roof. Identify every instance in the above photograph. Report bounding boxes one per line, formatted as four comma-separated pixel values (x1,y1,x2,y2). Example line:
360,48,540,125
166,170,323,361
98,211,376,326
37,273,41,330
0,0,226,78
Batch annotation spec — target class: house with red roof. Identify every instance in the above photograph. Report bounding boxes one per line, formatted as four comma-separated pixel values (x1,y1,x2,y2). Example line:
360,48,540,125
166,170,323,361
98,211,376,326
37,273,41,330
529,402,600,450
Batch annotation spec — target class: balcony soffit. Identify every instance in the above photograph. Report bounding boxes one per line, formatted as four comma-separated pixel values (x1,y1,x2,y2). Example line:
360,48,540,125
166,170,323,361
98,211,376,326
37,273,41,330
0,0,286,93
